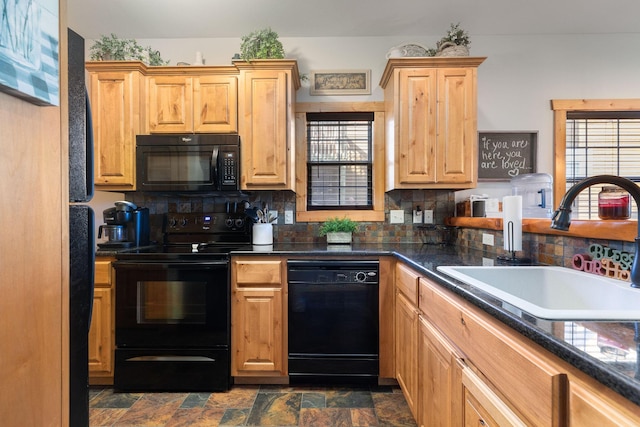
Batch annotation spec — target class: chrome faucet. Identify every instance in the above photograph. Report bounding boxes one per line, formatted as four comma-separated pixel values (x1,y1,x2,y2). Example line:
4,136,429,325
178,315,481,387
551,175,640,288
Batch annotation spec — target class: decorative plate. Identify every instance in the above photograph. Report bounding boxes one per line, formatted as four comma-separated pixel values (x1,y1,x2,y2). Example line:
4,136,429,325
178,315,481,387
386,43,429,58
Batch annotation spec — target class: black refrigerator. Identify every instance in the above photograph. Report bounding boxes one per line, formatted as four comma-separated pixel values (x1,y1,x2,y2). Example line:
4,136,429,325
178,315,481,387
68,28,95,427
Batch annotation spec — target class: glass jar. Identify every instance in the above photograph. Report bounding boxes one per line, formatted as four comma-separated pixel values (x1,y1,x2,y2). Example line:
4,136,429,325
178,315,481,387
598,186,631,220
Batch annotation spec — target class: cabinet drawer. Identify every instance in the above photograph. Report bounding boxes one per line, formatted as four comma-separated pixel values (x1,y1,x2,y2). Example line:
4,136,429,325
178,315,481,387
94,260,112,286
420,277,566,426
396,263,419,305
234,258,282,286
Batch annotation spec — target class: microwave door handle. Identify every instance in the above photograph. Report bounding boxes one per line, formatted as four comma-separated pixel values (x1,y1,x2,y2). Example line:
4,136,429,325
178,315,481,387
211,146,219,189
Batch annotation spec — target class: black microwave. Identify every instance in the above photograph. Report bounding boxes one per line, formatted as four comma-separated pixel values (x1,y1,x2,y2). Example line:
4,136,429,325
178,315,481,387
136,134,240,192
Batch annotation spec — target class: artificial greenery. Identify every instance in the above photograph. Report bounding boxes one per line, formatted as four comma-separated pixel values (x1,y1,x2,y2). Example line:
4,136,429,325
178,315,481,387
89,33,168,65
239,27,285,61
318,217,359,236
436,23,471,49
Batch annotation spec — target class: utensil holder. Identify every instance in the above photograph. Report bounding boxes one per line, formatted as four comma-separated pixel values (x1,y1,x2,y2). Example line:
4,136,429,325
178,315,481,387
252,223,273,245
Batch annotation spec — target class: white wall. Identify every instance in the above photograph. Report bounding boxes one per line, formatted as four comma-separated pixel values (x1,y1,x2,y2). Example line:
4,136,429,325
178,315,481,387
93,32,640,201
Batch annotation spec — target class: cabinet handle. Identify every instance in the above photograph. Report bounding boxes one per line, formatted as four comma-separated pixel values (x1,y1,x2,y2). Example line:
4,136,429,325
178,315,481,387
479,420,486,426
460,317,466,326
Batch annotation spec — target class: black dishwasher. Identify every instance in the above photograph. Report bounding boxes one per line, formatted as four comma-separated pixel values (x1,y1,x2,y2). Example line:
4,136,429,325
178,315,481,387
287,260,379,385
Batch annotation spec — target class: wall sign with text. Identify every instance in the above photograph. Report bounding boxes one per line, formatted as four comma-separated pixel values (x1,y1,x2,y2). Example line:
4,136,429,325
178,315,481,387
478,131,537,180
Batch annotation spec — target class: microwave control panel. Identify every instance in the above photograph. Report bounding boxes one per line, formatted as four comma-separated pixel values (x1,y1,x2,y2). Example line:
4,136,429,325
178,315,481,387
221,150,238,189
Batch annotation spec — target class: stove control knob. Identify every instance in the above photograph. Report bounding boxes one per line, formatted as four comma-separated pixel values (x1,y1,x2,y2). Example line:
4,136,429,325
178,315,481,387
225,218,234,227
168,217,177,227
180,218,188,227
235,218,244,227
355,271,368,282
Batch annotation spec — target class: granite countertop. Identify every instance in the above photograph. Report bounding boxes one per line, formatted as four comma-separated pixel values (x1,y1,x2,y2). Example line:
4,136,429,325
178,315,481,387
232,242,640,407
99,242,640,406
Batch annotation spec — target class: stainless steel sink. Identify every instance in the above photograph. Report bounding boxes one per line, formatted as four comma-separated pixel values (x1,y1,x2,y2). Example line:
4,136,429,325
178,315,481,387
436,266,640,320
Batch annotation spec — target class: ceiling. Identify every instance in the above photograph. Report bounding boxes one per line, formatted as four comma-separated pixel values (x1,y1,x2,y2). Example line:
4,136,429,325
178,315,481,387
67,0,640,40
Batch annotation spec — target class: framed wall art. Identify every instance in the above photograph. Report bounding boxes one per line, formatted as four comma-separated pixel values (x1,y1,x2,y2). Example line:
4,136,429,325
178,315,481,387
310,69,371,95
0,0,60,106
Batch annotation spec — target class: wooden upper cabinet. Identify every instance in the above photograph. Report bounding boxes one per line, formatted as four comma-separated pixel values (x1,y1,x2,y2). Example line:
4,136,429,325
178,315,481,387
147,75,194,133
147,68,238,134
194,75,238,133
380,57,486,190
235,60,300,190
87,61,146,190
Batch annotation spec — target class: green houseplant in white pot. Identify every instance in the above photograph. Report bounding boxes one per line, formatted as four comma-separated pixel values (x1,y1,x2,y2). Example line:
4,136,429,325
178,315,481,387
319,217,359,244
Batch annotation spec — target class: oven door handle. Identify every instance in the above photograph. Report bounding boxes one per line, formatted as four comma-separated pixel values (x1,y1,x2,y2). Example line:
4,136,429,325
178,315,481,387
114,261,229,270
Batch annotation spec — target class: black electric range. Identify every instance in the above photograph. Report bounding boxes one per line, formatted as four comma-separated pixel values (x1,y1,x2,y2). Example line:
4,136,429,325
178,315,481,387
112,212,252,392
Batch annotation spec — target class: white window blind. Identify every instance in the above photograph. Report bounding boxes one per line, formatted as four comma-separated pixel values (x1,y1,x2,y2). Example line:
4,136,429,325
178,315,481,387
306,112,373,210
565,112,640,219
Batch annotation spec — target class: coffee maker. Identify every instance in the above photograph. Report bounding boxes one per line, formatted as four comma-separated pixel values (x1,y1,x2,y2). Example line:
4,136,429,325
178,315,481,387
97,201,150,249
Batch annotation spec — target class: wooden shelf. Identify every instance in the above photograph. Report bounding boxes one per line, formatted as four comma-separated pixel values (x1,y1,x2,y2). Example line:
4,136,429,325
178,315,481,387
446,217,637,242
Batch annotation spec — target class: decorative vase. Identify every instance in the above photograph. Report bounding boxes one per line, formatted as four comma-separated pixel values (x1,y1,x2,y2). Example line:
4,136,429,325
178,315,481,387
326,232,352,244
435,42,470,57
252,223,273,245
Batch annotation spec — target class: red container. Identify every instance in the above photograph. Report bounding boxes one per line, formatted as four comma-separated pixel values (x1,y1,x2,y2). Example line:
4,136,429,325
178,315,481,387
598,186,630,220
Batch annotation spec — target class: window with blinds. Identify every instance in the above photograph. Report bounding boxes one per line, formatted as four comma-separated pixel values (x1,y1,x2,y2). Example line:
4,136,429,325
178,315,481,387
565,111,640,219
306,112,373,210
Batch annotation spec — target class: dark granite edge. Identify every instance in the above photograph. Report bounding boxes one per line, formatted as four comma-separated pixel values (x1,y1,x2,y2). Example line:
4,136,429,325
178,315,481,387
395,252,640,408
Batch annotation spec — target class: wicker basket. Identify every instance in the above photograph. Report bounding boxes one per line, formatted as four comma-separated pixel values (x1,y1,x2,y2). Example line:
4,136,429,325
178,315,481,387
435,42,470,57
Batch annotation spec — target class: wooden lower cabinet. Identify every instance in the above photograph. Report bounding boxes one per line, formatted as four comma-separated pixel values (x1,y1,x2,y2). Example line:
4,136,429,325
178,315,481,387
461,363,527,427
568,376,640,426
89,258,115,385
405,264,640,426
231,256,286,377
418,316,463,427
394,263,420,418
395,291,419,418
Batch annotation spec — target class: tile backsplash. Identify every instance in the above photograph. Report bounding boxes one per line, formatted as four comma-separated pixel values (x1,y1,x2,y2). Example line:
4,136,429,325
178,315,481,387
456,227,635,268
126,189,455,244
125,189,633,270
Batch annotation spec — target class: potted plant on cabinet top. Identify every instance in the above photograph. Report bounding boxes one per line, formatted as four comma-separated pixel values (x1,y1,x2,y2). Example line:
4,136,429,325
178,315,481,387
319,217,359,244
239,27,285,61
89,33,169,65
435,23,471,57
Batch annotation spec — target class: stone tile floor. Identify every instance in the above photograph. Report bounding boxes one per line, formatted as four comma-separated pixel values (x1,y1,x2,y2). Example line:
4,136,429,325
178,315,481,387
89,384,417,426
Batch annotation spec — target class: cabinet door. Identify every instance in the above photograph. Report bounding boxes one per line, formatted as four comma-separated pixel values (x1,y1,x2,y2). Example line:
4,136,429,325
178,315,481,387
395,291,419,419
90,70,141,190
240,69,291,189
462,366,527,427
88,287,113,380
148,75,193,133
397,68,437,185
194,75,238,133
231,287,284,375
89,259,114,384
436,67,476,184
418,316,463,427
569,380,640,426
